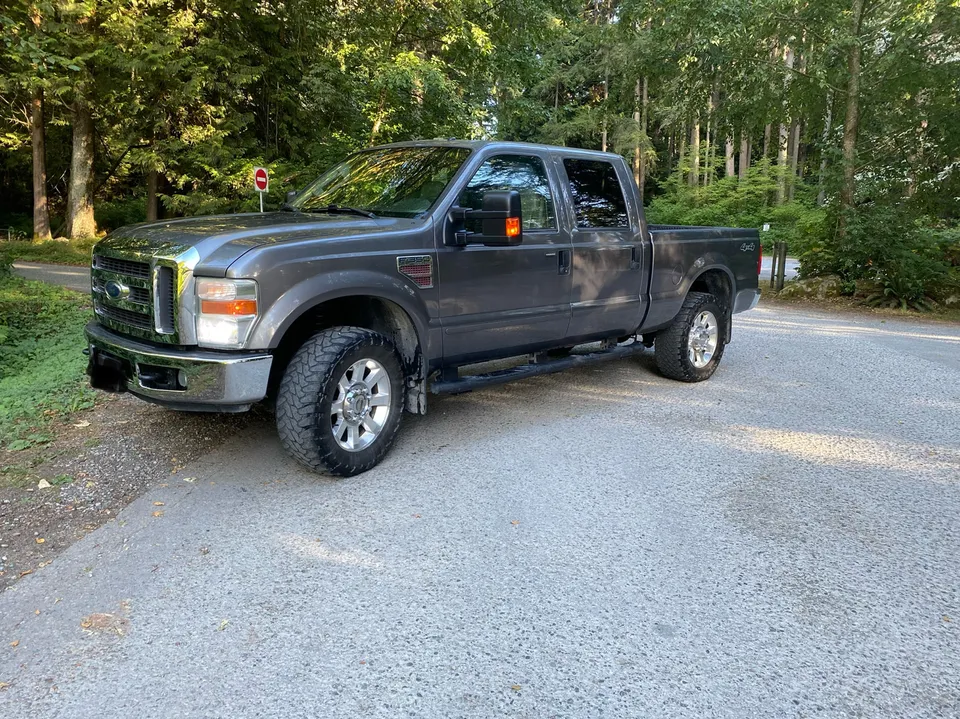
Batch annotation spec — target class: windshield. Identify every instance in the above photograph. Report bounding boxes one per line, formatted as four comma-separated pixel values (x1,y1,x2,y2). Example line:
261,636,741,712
291,146,471,218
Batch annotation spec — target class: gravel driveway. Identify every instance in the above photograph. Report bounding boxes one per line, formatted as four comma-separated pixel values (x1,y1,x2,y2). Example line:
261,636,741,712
1,305,958,718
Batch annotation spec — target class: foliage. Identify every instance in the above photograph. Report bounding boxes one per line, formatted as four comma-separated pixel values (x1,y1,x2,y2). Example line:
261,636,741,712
0,236,96,266
799,202,951,307
646,161,827,255
0,274,96,449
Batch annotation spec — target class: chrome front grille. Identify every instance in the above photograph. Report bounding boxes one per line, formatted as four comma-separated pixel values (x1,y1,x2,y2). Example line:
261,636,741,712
92,275,151,305
95,302,154,330
94,255,150,278
92,253,178,341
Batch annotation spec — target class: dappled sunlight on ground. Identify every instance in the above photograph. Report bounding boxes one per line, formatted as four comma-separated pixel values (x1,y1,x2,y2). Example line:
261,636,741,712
277,532,384,569
718,425,960,480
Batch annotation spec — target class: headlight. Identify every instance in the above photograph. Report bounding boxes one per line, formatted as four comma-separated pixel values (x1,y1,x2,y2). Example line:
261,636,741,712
195,278,259,348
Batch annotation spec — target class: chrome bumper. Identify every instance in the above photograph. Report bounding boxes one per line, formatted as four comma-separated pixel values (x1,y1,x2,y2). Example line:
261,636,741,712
84,321,272,411
733,288,761,314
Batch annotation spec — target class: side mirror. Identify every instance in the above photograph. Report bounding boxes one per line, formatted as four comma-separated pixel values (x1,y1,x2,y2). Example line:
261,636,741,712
285,190,298,204
478,190,522,246
446,190,523,247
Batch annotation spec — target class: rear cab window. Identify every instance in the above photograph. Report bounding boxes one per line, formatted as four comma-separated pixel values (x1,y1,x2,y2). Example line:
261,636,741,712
562,158,630,229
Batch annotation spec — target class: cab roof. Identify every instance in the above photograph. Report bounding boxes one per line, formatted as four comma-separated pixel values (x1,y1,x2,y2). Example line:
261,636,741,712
366,139,624,161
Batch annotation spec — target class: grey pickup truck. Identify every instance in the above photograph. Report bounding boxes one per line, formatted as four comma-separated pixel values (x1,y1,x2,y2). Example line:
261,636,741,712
86,140,761,475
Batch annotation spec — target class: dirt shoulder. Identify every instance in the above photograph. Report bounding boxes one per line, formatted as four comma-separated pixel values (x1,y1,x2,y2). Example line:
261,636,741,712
758,291,960,327
0,393,268,591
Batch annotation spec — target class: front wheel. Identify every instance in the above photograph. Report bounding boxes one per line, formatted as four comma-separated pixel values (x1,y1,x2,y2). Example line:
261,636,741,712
654,291,726,382
276,327,405,476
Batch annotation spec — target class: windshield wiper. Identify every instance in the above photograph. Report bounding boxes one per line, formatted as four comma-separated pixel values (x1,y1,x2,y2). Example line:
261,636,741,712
304,204,377,219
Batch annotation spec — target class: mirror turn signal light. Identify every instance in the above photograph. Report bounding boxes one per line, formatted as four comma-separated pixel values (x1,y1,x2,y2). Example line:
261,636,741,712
505,217,521,238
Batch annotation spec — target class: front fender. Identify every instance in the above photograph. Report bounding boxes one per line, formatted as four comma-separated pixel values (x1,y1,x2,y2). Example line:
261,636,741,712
246,269,431,351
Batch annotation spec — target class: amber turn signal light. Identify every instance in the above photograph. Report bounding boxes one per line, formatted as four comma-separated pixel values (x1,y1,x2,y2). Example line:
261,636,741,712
200,299,258,316
505,217,521,238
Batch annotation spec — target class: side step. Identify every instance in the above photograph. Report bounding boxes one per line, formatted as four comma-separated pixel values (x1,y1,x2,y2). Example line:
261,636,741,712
430,342,646,395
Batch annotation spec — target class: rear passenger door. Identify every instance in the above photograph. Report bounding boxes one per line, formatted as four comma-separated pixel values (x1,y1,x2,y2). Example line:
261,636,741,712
559,157,647,340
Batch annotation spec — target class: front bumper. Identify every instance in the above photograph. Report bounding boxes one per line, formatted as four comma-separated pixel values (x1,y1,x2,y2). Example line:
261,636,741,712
84,322,272,412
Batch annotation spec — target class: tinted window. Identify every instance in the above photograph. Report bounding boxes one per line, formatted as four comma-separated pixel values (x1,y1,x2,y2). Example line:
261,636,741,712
458,155,556,231
563,159,629,228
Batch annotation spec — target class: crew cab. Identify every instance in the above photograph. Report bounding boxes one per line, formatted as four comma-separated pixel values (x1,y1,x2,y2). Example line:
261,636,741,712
86,140,761,475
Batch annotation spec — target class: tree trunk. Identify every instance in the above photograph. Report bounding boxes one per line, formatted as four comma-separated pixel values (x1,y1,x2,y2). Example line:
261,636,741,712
633,80,641,187
31,88,52,241
725,135,735,177
638,77,649,200
762,124,772,158
146,169,159,221
688,121,700,187
601,76,609,152
788,120,801,201
703,118,712,186
776,122,789,203
840,0,865,214
65,99,97,239
739,132,750,180
817,90,834,205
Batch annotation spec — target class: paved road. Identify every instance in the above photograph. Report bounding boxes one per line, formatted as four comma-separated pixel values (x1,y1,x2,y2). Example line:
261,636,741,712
760,255,800,281
2,305,958,718
12,262,90,293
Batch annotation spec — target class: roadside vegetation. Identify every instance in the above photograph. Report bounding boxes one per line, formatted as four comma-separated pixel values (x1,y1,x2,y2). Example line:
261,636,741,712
0,236,96,267
0,264,95,458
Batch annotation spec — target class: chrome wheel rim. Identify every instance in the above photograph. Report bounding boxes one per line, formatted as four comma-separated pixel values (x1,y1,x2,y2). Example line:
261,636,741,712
687,310,719,369
330,358,391,452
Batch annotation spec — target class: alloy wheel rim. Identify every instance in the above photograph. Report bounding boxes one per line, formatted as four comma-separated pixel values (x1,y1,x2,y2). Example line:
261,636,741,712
687,310,719,369
330,358,391,452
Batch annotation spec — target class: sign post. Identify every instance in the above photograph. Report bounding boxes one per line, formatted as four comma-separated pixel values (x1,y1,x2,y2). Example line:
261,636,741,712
253,166,269,212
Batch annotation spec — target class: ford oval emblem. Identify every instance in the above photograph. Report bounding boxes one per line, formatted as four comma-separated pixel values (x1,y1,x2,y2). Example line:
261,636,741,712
104,280,129,300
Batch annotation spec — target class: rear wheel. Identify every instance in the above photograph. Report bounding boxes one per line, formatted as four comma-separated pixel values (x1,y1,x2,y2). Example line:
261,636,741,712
654,291,726,382
276,327,405,476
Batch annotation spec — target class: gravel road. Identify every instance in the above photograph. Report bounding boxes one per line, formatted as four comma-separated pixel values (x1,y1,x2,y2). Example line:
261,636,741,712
1,305,958,718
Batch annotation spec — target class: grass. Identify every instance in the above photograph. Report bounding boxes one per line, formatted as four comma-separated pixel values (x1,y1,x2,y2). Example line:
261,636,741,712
0,267,96,456
0,237,97,267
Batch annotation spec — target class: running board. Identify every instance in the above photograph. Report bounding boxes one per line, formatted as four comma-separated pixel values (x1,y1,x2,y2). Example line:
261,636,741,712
430,342,647,395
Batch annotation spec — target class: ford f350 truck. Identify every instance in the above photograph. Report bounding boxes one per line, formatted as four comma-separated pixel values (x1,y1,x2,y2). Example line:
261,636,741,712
85,140,761,475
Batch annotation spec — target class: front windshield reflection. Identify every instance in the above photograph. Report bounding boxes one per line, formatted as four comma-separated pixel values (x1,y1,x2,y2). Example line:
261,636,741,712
294,146,471,218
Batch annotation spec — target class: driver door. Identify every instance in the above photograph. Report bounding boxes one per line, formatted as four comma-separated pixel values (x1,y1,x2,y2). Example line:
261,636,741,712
436,152,573,364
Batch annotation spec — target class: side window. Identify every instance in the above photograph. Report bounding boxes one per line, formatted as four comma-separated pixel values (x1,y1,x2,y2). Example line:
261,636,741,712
562,159,630,229
458,155,556,231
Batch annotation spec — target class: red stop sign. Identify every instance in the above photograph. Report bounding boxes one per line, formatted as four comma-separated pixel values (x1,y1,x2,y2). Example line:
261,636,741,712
253,166,269,192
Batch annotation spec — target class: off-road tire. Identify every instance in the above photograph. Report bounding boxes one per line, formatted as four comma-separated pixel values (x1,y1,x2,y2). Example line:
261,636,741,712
276,327,404,476
654,291,726,382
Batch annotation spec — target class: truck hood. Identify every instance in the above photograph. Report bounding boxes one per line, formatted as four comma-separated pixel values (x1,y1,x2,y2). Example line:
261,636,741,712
96,211,405,276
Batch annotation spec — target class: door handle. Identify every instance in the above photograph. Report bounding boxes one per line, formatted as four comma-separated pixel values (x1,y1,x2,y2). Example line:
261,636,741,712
630,246,641,270
558,249,571,275
544,251,557,257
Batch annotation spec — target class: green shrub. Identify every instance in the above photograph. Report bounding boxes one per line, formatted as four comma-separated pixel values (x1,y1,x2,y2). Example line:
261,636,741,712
96,197,147,231
646,161,826,256
0,274,96,450
799,203,949,308
0,237,96,266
